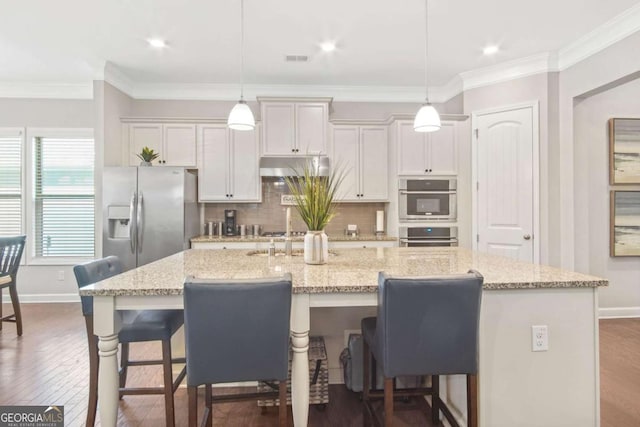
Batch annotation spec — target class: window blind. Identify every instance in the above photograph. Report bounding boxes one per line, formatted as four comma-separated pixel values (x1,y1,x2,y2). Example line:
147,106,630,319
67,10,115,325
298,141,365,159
34,136,95,258
0,135,22,237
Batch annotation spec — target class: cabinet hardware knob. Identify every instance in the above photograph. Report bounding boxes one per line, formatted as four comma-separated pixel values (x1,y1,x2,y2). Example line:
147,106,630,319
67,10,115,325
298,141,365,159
524,234,531,240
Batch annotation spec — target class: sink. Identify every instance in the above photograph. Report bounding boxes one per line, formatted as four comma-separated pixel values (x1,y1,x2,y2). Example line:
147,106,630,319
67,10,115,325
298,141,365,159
245,249,337,257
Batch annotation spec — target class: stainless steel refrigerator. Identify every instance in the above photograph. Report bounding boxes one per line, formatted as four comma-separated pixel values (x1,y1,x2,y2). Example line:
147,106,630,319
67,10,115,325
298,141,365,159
103,167,199,271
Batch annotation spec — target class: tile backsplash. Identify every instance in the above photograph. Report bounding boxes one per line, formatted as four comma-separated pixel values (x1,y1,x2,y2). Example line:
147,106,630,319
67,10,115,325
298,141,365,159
204,178,386,236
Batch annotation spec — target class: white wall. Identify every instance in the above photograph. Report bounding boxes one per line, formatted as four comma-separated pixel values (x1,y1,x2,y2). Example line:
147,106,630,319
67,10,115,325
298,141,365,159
0,97,94,302
573,78,640,316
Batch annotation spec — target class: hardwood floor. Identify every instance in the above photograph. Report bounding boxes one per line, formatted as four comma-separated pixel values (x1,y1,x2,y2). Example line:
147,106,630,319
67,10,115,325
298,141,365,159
0,303,435,426
2,304,639,426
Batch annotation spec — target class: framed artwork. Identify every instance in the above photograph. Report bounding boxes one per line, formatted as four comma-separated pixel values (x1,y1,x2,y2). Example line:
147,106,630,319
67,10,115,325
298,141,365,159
610,191,640,256
609,118,640,184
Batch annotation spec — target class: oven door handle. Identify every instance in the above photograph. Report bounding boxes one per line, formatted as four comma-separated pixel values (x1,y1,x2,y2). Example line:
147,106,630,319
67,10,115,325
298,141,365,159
399,190,457,195
400,238,458,244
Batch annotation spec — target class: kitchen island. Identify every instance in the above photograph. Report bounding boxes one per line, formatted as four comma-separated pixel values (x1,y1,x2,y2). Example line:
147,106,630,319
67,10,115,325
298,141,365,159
81,247,607,427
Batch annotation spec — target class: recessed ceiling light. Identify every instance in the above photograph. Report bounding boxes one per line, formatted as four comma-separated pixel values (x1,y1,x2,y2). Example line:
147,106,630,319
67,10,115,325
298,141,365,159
148,38,167,48
483,45,499,55
320,42,336,52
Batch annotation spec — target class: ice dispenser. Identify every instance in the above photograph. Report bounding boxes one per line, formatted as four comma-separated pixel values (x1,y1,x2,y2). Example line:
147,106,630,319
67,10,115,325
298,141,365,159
107,205,132,239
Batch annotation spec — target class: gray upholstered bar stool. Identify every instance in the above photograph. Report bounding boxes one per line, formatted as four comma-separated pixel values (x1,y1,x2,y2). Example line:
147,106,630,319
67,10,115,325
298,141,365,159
183,274,292,427
74,256,186,427
0,235,26,336
361,270,483,427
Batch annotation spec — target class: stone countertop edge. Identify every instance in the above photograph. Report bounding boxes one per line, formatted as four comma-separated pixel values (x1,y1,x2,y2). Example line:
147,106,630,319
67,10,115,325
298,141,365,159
190,234,398,243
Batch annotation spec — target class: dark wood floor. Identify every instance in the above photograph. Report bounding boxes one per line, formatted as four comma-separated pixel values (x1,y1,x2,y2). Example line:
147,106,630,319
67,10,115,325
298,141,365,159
0,303,435,426
1,304,639,426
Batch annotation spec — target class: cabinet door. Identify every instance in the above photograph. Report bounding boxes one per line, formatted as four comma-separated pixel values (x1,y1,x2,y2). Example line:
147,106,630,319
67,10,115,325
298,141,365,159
428,121,457,175
397,121,427,175
262,103,295,156
296,103,327,155
229,127,261,202
197,125,229,201
163,123,197,167
129,123,162,166
360,126,388,201
331,126,360,201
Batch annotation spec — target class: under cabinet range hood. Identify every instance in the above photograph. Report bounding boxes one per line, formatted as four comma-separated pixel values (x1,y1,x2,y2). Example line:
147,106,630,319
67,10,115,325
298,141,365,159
259,155,330,177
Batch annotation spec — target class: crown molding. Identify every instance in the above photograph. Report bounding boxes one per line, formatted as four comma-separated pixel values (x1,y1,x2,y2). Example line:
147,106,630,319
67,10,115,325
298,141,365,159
558,3,640,70
0,82,93,99
103,61,135,96
460,52,558,91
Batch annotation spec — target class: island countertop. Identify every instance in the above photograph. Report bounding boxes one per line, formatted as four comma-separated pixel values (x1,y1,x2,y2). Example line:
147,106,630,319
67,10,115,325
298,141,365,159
79,247,607,296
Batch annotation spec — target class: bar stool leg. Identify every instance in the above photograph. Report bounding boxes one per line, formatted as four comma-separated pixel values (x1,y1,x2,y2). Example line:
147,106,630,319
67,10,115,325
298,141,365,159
362,340,371,427
205,384,213,427
119,343,129,399
162,340,176,427
9,284,22,336
384,377,394,426
467,374,478,427
278,381,287,427
188,386,197,427
432,374,440,424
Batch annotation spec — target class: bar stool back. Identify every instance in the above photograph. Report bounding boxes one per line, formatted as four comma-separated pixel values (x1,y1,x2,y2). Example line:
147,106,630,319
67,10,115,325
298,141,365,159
0,235,26,336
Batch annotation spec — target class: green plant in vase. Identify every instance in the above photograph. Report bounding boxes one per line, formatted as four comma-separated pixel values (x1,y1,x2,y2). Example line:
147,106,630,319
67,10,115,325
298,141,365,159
285,157,345,264
136,146,160,166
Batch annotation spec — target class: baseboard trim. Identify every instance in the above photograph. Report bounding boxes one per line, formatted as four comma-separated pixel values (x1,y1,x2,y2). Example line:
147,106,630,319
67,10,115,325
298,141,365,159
599,306,640,319
2,294,80,304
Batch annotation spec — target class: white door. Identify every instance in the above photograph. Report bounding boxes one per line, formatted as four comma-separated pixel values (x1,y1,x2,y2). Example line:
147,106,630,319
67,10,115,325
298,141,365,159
331,126,360,201
262,103,295,156
163,123,197,167
475,105,537,262
197,125,229,202
129,123,162,166
428,121,457,175
397,121,427,175
360,126,388,201
295,103,327,155
230,127,260,202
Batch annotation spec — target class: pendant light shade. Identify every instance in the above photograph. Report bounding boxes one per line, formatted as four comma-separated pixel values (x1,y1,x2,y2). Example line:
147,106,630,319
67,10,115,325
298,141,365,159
228,100,255,131
414,103,441,132
228,0,255,131
414,0,440,133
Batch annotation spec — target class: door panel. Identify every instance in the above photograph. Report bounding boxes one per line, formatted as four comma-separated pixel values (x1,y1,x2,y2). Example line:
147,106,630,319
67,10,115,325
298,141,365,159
428,121,457,174
137,167,185,266
331,126,360,201
230,127,260,201
360,126,388,200
129,124,162,166
163,123,196,167
198,125,229,201
296,103,327,155
397,121,427,175
262,103,295,155
477,107,534,262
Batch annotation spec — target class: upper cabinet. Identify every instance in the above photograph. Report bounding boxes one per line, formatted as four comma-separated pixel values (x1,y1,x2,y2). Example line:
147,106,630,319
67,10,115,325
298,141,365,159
261,99,329,156
396,120,457,175
197,124,260,203
331,124,388,202
127,122,197,167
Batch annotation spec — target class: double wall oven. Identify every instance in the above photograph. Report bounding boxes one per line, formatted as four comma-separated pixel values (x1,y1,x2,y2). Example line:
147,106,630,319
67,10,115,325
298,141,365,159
399,226,458,247
398,178,457,221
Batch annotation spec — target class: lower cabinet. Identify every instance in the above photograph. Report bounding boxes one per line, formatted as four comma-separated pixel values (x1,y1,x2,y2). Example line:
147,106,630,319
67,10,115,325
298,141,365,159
190,240,397,250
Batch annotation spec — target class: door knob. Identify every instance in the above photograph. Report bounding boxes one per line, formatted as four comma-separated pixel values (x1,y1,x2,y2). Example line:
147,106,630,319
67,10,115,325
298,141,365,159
523,234,531,240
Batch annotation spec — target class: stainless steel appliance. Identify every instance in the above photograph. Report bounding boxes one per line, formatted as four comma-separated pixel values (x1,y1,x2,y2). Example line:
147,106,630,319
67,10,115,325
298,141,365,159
224,210,237,236
259,155,330,177
399,226,458,247
398,178,457,221
103,167,199,272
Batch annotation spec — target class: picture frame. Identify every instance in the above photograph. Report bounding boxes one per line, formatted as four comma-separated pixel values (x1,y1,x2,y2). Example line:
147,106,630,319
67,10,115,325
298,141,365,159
610,190,640,257
609,118,640,184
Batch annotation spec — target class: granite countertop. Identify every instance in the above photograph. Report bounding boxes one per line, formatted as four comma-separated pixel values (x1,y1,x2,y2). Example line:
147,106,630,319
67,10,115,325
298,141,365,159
190,234,398,243
79,247,608,297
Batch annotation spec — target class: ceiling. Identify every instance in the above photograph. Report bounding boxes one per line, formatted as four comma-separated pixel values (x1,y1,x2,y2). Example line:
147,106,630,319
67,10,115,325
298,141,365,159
0,0,638,91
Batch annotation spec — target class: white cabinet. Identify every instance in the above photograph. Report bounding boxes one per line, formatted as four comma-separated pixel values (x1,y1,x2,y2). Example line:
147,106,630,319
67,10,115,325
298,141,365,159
197,124,260,202
331,125,388,201
261,101,328,156
128,123,197,167
397,120,457,175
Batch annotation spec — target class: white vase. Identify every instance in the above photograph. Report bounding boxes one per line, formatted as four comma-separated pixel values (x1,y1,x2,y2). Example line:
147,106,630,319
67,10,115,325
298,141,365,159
304,230,329,265
139,161,152,167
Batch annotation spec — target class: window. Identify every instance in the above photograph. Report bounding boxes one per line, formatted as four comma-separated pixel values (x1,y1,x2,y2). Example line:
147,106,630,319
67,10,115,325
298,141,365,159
0,130,23,237
32,134,95,258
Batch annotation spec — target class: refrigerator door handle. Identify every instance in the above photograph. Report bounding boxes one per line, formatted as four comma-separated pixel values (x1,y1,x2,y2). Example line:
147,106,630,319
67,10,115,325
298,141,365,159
129,192,137,253
137,192,144,252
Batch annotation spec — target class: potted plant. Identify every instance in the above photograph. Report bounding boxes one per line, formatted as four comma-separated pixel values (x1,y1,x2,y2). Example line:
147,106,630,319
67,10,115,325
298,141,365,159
285,158,344,265
136,147,160,166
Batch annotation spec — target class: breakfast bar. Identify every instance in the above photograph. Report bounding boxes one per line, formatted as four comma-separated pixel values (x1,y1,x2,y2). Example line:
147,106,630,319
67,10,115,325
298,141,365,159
80,247,607,427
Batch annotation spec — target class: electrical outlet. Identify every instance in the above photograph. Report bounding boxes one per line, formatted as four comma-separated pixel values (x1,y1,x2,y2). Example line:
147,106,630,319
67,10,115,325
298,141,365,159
57,270,65,281
531,325,549,352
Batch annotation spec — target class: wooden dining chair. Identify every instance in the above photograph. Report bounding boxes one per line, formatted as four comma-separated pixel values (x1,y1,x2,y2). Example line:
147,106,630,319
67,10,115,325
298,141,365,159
0,235,27,336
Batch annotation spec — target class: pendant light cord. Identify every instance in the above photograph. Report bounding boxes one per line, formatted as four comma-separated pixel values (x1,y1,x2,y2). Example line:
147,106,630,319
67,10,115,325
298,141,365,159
424,0,430,103
240,0,245,100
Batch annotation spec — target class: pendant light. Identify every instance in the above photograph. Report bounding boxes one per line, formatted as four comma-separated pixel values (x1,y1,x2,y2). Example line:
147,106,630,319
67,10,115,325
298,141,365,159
414,0,441,133
228,0,255,131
